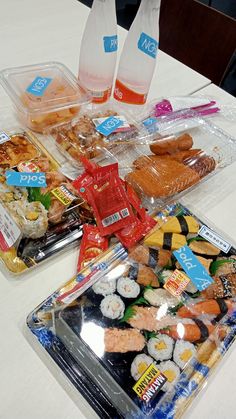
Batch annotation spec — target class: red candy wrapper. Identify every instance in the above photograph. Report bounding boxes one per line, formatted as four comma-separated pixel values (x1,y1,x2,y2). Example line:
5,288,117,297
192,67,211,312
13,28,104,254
77,224,109,271
85,163,135,236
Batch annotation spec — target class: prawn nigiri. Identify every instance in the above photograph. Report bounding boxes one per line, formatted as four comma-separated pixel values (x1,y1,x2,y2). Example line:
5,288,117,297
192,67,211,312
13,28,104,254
177,299,233,318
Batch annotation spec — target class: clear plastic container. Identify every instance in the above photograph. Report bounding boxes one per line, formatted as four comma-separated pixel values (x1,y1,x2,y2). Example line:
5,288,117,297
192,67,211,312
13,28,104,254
47,102,146,169
0,62,91,133
27,202,236,419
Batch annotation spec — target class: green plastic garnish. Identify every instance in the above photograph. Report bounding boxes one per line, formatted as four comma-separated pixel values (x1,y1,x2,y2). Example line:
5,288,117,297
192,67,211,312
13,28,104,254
119,297,149,323
210,259,235,275
187,236,206,245
168,301,184,314
27,187,51,210
144,331,157,340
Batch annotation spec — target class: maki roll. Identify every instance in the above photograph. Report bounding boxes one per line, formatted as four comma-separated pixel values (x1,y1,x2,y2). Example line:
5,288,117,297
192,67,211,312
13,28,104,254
117,277,140,299
147,335,174,361
92,277,117,296
158,360,180,391
0,172,28,204
144,288,179,307
131,354,154,381
100,294,125,320
8,200,48,239
173,340,196,369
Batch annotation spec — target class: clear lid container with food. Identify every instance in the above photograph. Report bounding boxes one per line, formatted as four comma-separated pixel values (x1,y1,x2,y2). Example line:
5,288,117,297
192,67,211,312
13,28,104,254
0,62,91,133
27,202,236,419
47,102,147,170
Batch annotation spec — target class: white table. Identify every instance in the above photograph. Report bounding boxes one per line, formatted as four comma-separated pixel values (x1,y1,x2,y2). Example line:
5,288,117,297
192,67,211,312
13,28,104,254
0,1,235,418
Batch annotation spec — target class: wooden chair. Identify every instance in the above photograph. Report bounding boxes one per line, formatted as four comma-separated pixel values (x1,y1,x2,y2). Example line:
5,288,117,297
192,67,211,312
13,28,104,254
159,0,236,85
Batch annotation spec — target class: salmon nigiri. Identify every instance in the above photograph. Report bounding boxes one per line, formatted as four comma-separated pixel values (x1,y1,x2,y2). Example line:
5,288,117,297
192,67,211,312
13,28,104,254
159,320,228,343
177,299,233,318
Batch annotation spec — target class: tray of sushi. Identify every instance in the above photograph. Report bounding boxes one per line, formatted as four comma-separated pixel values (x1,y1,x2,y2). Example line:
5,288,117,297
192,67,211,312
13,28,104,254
27,203,236,418
0,126,94,275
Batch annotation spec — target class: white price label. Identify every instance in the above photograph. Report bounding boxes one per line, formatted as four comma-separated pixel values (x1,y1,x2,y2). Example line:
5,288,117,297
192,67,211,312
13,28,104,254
198,225,231,253
0,131,10,144
0,203,21,249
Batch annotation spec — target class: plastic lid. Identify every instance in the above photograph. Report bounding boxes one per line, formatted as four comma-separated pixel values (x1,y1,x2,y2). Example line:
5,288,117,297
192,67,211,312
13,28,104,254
0,61,91,114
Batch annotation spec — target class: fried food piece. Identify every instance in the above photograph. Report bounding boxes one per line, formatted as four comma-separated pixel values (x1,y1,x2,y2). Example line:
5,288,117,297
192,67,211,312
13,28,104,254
127,263,160,287
186,155,216,178
126,158,200,198
150,133,193,155
0,134,39,168
201,273,236,299
104,328,145,353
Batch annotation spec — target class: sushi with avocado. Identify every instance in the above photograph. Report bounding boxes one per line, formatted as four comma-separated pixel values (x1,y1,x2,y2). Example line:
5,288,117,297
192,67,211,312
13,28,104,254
117,277,140,299
147,335,174,361
173,340,196,369
131,354,154,381
100,294,125,320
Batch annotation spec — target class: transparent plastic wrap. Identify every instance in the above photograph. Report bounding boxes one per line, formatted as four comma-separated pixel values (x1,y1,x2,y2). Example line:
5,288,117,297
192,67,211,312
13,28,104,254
47,102,147,169
0,125,94,276
0,62,91,133
69,111,236,212
27,203,236,419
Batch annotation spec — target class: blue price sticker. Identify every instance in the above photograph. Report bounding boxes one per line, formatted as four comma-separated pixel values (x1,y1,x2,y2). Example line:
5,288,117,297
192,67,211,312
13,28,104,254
173,245,214,291
138,32,158,59
103,35,118,53
26,76,52,97
95,116,123,136
142,117,159,133
6,171,47,187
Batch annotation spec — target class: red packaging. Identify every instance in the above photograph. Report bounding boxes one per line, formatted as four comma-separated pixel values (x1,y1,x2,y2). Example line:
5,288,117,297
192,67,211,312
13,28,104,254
86,163,136,236
77,224,109,271
72,172,93,201
115,184,156,248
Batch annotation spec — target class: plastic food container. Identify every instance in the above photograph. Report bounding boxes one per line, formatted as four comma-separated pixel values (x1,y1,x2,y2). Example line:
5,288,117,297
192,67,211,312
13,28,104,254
0,62,91,133
0,123,94,276
47,102,146,168
27,202,236,419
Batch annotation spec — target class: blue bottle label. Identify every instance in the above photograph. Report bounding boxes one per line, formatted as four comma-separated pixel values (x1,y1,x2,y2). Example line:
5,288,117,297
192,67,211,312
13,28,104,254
103,35,118,53
6,171,47,187
26,76,52,96
95,116,123,136
173,245,214,291
138,32,158,59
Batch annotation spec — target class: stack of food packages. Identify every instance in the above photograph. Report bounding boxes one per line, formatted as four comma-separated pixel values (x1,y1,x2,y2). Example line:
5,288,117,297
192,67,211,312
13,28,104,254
1,62,236,417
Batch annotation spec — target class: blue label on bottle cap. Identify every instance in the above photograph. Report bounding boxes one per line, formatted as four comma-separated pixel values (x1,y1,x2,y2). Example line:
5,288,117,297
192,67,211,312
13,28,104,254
173,245,214,291
26,76,52,96
103,35,118,53
138,33,158,59
95,116,123,136
6,171,47,187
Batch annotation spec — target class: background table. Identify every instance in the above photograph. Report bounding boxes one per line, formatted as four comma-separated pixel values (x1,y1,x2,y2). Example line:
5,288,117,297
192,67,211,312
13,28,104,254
0,1,235,419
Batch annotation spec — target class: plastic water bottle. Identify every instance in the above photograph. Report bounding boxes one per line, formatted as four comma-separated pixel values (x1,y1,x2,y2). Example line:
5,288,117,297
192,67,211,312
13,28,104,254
78,0,117,104
114,0,161,106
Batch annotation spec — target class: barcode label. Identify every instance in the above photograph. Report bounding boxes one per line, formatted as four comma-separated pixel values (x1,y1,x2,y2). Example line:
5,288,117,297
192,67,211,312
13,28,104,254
120,208,129,218
0,203,21,249
198,225,231,253
102,212,121,227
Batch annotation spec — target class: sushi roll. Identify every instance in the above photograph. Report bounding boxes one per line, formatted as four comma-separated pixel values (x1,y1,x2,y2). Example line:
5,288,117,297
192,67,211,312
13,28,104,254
147,335,174,361
131,354,154,381
100,294,125,320
158,360,180,392
8,200,48,239
117,277,140,299
92,277,116,296
144,288,179,307
0,177,28,204
173,340,196,369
